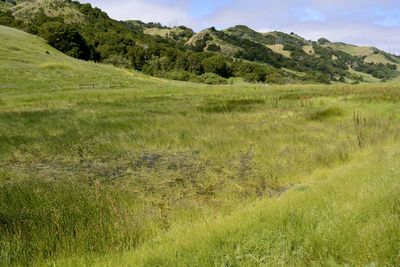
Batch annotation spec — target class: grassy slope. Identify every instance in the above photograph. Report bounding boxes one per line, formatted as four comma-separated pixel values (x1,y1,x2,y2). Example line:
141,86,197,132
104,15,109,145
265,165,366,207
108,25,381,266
325,42,400,65
348,67,381,83
323,42,400,81
302,45,315,55
143,27,189,41
186,29,242,56
364,53,394,64
1,26,400,266
324,43,375,57
0,25,154,91
265,44,291,58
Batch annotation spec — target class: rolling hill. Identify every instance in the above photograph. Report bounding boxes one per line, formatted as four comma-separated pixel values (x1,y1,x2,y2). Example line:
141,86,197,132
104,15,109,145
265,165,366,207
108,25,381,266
188,25,399,83
0,25,154,92
322,41,400,64
1,0,81,20
1,0,399,85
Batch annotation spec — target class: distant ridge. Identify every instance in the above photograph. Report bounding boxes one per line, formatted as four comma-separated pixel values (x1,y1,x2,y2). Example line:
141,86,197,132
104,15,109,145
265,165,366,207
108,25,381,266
1,0,399,84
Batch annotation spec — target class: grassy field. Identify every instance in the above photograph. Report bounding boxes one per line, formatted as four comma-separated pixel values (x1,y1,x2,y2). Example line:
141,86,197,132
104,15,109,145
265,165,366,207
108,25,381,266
1,26,400,266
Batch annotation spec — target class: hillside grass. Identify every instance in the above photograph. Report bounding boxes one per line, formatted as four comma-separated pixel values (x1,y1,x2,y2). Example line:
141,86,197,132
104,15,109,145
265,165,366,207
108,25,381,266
186,29,242,56
143,27,187,39
324,43,375,57
1,25,400,266
302,45,315,55
266,44,291,58
348,67,381,83
364,53,394,65
0,25,156,92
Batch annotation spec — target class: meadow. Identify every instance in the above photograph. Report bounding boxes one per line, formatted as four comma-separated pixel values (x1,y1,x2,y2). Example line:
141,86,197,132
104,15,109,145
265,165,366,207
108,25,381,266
0,26,399,266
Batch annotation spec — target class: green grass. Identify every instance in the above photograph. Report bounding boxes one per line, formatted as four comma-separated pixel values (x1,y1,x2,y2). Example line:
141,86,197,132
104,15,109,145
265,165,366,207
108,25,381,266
1,26,400,266
0,25,154,92
364,53,394,65
80,143,400,267
324,43,375,57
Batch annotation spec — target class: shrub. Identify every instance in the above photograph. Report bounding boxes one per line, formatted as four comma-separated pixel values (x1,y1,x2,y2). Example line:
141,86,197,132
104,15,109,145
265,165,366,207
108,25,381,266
0,11,15,26
103,54,132,68
164,70,190,81
190,73,228,85
202,55,231,78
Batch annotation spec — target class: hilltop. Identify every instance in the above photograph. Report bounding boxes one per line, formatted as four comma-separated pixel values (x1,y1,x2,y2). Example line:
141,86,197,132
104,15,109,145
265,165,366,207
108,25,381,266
1,0,399,84
3,0,84,23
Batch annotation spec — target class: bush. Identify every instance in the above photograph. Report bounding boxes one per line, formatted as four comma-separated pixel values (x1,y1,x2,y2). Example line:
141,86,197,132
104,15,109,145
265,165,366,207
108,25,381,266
206,43,221,52
189,73,228,85
202,55,231,78
0,11,15,26
103,54,132,68
164,70,190,81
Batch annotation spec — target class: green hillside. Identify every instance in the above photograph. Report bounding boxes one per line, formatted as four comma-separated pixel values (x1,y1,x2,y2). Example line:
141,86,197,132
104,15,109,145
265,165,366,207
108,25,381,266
188,25,399,83
10,0,84,23
1,0,399,84
323,42,400,65
1,26,400,266
0,25,153,91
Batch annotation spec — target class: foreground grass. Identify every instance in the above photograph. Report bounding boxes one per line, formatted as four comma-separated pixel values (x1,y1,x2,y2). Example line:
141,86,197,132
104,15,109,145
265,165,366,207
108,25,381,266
67,143,400,266
1,25,400,265
1,81,399,266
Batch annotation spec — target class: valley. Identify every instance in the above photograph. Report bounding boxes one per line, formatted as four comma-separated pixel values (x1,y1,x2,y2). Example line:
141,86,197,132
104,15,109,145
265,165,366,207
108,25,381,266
0,1,399,266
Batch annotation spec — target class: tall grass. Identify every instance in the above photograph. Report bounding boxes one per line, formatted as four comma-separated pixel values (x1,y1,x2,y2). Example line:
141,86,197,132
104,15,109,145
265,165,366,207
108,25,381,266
85,144,400,267
1,83,399,265
0,179,160,265
1,25,400,266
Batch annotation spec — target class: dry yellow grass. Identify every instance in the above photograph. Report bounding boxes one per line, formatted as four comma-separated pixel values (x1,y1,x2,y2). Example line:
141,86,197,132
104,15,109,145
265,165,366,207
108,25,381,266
143,27,189,40
302,45,315,55
325,43,375,57
266,44,291,58
364,53,393,64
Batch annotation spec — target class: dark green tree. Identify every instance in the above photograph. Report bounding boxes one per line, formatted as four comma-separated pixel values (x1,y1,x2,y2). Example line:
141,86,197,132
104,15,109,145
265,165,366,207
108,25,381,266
202,55,231,77
38,21,95,60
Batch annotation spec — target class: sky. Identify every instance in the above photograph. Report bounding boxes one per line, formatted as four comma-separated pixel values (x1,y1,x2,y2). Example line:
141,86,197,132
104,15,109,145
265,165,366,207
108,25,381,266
85,0,400,55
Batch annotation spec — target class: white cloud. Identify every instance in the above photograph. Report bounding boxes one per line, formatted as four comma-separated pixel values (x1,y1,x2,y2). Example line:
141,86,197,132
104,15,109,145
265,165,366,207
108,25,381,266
86,0,194,26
